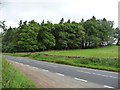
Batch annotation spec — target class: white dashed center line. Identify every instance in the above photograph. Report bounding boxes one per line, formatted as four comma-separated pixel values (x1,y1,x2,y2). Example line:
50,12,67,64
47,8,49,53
77,70,118,79
32,67,39,69
14,62,19,64
26,65,30,67
45,64,57,67
77,70,92,74
56,73,64,76
74,78,88,82
104,85,115,88
42,69,49,72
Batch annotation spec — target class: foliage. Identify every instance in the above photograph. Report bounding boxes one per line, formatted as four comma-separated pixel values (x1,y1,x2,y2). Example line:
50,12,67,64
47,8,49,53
37,22,55,51
16,20,40,52
1,17,117,52
115,28,120,45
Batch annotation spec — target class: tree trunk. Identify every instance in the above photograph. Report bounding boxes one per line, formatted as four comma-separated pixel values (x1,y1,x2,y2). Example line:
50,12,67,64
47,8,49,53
116,38,120,45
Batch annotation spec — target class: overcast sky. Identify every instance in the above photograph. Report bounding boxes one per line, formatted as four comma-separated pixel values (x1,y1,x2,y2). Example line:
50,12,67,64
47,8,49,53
0,0,119,28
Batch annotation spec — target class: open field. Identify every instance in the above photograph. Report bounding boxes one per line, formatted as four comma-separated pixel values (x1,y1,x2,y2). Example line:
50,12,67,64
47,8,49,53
4,46,119,72
2,58,36,88
40,46,118,58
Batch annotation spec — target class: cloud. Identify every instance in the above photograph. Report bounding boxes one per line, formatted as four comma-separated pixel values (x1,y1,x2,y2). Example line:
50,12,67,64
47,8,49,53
0,0,119,28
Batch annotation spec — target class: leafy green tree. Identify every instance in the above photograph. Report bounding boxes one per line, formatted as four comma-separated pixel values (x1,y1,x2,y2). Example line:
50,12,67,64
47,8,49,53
97,19,115,46
83,17,100,48
37,23,55,51
2,27,17,52
1,17,117,52
115,28,120,45
16,20,40,52
52,22,85,49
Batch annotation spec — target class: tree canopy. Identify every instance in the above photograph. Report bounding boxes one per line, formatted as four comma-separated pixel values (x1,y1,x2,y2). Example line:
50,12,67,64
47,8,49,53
1,17,118,52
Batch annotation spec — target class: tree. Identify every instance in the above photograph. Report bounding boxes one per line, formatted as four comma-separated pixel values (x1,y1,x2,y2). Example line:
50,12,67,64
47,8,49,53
37,23,55,51
67,19,70,23
59,18,64,24
41,20,44,25
16,20,40,52
97,19,114,46
81,18,84,22
2,27,17,52
0,21,7,34
52,22,85,49
115,28,120,45
83,18,100,48
2,17,116,52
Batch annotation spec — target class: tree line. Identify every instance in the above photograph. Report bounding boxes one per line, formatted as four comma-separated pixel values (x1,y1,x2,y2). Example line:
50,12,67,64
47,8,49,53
1,16,120,52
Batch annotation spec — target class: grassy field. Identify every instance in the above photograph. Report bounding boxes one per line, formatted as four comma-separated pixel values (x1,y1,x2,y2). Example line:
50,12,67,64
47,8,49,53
2,58,36,88
5,46,119,72
40,46,118,58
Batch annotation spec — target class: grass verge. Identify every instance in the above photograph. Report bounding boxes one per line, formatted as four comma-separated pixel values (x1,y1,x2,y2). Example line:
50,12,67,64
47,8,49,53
2,58,36,88
0,54,2,89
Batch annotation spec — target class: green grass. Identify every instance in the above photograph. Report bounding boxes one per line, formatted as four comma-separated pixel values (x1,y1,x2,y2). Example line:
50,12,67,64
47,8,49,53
40,46,118,58
2,58,36,88
0,53,2,89
4,46,119,72
29,54,119,72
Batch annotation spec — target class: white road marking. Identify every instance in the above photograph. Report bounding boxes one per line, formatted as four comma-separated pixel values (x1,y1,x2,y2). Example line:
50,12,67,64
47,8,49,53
77,70,118,79
32,67,39,69
77,70,92,74
19,63,24,65
56,73,64,76
80,68,118,74
92,73,118,79
104,85,115,88
74,78,88,82
14,61,24,65
45,64,57,67
11,59,118,80
26,65,30,67
42,69,49,72
38,61,57,66
14,62,19,64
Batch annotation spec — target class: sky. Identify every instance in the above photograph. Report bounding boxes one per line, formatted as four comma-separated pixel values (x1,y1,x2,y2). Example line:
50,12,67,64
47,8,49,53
0,0,119,29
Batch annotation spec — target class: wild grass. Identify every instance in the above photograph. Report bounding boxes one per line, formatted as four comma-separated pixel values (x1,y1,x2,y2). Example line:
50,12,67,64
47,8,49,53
4,46,119,72
0,53,2,89
2,58,36,88
29,54,119,72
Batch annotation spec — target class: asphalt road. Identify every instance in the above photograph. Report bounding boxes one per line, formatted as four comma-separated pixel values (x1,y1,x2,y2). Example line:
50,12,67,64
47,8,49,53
5,55,119,89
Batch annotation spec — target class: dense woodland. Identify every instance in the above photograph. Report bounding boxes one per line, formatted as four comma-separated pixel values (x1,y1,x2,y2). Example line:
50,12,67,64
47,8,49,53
0,16,120,52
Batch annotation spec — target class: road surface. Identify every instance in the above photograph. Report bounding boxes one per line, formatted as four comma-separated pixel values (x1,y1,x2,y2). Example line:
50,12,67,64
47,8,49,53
5,55,119,89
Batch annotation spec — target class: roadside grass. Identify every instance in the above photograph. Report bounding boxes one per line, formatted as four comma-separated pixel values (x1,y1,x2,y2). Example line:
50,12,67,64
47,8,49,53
4,46,119,72
40,46,118,58
30,54,119,72
2,58,36,88
0,54,2,89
